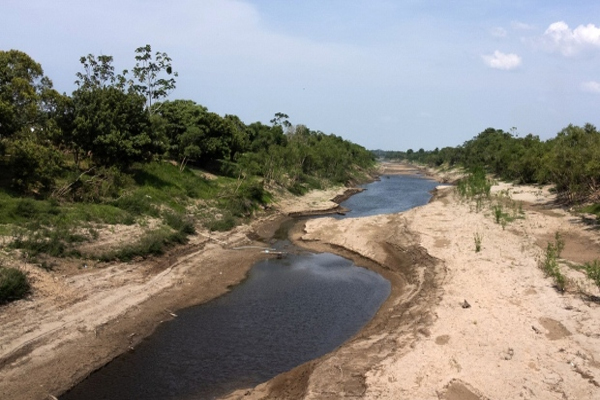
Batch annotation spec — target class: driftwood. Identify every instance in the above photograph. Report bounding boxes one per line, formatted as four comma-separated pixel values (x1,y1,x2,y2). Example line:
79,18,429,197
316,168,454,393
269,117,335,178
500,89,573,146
51,167,95,198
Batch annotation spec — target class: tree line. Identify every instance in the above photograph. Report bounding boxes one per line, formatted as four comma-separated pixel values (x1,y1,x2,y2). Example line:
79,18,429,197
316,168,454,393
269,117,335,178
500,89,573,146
375,124,600,203
0,48,374,200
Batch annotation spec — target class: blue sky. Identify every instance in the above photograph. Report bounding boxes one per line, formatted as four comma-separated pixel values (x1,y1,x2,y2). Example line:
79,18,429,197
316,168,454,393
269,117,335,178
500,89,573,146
3,0,600,150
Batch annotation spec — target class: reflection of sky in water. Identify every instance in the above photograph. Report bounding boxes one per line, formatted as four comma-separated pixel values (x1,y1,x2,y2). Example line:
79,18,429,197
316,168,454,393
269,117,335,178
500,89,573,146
62,252,390,400
336,174,439,218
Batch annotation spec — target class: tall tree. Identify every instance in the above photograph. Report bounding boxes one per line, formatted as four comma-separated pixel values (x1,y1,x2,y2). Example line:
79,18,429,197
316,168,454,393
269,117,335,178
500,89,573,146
132,45,178,115
0,50,56,139
71,53,161,169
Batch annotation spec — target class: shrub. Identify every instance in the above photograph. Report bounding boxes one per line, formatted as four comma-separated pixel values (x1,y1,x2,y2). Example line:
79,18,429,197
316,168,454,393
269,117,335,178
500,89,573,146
584,260,600,289
0,267,30,304
205,213,237,232
541,232,566,291
163,210,195,234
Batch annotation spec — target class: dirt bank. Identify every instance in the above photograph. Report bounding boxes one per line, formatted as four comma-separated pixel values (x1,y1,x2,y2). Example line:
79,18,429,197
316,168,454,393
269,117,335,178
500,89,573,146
225,168,600,400
0,186,353,400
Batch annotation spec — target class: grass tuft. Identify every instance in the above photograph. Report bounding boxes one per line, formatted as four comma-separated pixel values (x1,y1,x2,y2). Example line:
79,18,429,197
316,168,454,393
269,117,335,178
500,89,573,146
0,266,30,304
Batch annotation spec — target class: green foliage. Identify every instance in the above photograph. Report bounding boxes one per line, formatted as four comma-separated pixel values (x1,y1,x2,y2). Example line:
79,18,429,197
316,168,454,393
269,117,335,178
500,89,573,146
204,212,237,232
393,124,600,205
456,168,491,212
541,232,566,292
132,44,178,115
0,48,377,260
96,226,188,262
10,222,86,258
456,168,491,199
583,260,600,289
540,124,600,202
71,86,159,169
162,210,195,235
0,49,58,138
0,266,30,304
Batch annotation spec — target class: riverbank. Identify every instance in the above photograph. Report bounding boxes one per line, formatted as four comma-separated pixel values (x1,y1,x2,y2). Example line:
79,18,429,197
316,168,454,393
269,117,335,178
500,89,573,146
226,163,600,399
5,163,600,400
0,185,355,400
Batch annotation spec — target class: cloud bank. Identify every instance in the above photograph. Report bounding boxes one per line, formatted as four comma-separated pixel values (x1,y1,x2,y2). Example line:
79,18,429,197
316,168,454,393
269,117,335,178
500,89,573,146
542,21,600,56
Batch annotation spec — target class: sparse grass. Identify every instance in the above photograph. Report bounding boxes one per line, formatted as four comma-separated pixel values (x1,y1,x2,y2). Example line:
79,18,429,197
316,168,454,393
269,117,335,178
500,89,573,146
95,226,189,262
0,266,30,304
540,232,566,291
456,168,491,212
583,260,600,289
474,232,482,252
204,212,238,232
1,161,277,260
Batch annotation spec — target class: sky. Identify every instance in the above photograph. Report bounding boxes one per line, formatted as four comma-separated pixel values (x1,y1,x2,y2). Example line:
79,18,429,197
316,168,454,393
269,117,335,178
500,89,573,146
2,0,600,151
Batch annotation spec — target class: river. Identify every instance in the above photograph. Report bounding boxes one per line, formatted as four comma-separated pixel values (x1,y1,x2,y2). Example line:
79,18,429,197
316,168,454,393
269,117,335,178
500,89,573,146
60,174,438,400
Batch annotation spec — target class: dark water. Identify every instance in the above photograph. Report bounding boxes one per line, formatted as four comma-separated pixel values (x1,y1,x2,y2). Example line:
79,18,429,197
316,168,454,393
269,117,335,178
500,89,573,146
336,174,438,218
61,174,435,400
61,254,390,400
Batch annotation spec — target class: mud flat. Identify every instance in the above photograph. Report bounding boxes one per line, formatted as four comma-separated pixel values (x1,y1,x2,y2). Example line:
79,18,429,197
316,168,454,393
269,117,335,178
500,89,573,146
226,173,600,399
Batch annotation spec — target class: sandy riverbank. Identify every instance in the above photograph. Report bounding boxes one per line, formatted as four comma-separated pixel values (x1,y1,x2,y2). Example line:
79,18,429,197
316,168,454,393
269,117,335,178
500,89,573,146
226,163,600,400
4,163,600,400
0,185,353,400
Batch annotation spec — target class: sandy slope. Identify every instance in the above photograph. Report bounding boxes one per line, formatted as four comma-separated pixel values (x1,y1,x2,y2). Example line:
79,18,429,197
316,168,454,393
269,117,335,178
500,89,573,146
362,184,600,400
228,169,600,400
0,186,351,400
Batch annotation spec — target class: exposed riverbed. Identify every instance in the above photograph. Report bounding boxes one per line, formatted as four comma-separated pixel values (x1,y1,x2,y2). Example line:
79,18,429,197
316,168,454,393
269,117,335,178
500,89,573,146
60,174,438,400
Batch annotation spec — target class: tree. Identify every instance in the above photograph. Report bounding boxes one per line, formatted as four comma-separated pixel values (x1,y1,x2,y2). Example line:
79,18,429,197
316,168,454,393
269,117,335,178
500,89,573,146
270,112,291,128
0,50,57,139
132,45,178,115
71,86,157,169
75,54,120,89
0,50,67,193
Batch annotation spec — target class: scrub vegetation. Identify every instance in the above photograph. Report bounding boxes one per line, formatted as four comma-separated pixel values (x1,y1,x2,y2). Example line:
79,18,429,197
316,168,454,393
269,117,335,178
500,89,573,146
0,47,375,302
376,124,600,205
541,232,566,292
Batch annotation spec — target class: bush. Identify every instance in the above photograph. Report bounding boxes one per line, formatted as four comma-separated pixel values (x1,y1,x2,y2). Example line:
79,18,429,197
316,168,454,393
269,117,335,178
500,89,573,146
584,260,600,289
0,267,30,304
205,213,237,232
541,232,566,291
97,226,190,262
163,211,195,234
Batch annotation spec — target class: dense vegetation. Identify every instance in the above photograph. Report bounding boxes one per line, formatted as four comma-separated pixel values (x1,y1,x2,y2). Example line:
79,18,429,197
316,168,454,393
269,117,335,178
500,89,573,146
375,124,600,203
0,47,375,302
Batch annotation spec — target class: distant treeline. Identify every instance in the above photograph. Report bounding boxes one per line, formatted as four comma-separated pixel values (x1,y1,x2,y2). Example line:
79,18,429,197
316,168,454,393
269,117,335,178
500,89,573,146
0,48,374,200
374,124,600,203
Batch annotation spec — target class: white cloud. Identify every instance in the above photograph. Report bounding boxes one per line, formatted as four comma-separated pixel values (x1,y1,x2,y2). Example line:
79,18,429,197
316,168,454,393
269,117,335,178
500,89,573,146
482,50,522,70
511,21,535,31
542,21,600,56
581,81,600,93
491,27,507,38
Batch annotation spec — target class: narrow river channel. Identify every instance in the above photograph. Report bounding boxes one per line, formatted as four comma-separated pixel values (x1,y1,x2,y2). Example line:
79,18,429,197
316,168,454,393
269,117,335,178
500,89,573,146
61,174,438,400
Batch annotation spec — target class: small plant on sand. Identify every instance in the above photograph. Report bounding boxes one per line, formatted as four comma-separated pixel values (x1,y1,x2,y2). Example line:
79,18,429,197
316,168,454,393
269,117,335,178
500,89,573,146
541,232,566,291
0,266,30,304
583,260,600,289
456,168,491,212
474,232,482,252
